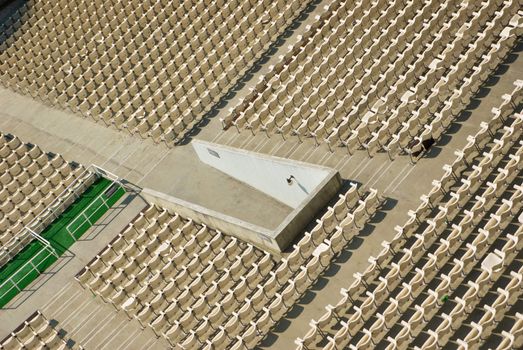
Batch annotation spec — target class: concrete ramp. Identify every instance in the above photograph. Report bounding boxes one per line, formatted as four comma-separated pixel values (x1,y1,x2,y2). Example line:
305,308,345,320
143,141,342,253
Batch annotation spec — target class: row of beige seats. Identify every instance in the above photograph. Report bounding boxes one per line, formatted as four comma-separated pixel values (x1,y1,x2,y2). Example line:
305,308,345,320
270,0,520,153
385,210,522,350
77,185,381,348
381,93,522,271
296,90,522,347
298,146,522,349
340,2,521,158
227,0,442,132
421,256,522,349
384,19,522,160
76,204,275,348
224,0,521,158
243,0,520,142
450,256,523,349
334,2,521,159
318,221,521,350
0,0,311,145
492,312,523,350
0,132,88,257
224,0,426,127
211,187,381,349
165,184,374,348
0,310,83,350
294,93,522,349
367,188,522,350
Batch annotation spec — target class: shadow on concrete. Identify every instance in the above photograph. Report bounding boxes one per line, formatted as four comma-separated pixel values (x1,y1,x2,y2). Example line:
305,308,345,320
177,0,323,146
435,133,452,147
120,179,143,193
358,197,397,237
48,321,80,349
80,191,139,241
369,197,398,224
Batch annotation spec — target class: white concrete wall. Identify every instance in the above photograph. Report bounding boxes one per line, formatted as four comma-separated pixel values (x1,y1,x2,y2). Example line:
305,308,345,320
192,141,331,208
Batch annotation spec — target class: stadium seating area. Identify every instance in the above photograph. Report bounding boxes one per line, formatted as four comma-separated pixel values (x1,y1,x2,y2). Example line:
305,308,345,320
295,80,522,349
0,310,82,349
0,0,311,144
0,0,522,349
75,184,381,348
224,0,522,157
0,131,89,261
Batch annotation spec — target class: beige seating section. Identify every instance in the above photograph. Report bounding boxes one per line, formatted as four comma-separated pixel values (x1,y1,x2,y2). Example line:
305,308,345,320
225,0,522,158
76,183,382,348
0,131,90,263
0,310,84,350
1,1,522,349
295,80,523,350
0,0,312,145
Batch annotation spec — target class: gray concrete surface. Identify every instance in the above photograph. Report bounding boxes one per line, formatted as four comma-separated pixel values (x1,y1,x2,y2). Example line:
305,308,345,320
142,166,341,254
192,140,333,209
40,281,168,350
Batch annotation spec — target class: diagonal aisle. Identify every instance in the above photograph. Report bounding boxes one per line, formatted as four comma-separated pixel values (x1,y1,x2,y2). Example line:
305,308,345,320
41,281,169,350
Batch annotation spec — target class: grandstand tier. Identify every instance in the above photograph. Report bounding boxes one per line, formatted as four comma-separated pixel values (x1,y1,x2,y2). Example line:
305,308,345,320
75,183,381,348
0,131,90,259
224,0,522,159
295,79,523,350
0,0,522,349
0,0,312,145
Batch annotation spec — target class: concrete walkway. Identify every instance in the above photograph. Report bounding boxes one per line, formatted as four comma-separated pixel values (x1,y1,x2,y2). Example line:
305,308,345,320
0,97,292,230
40,281,168,350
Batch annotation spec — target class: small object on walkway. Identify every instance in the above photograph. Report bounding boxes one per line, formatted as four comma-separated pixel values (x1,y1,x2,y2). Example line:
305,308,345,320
422,137,435,152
